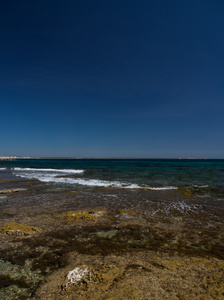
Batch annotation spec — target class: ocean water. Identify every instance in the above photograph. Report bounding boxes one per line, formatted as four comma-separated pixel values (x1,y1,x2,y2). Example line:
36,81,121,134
0,159,224,200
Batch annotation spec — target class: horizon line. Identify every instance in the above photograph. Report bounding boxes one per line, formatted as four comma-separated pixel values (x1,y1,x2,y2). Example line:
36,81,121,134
1,156,224,160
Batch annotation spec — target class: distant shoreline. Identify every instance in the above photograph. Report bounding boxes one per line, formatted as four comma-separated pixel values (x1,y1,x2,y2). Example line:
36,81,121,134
0,156,32,160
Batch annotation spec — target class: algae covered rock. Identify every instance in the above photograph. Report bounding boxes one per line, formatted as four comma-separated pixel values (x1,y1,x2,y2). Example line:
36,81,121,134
0,222,42,236
62,209,107,222
36,262,122,299
61,263,121,296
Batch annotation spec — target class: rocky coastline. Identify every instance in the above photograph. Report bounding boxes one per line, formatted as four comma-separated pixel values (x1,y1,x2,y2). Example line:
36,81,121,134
0,178,224,299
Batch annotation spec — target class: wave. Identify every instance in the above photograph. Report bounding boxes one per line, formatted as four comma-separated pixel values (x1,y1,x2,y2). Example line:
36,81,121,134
148,186,178,190
13,167,84,174
192,184,209,188
13,173,177,190
0,168,6,170
41,177,178,190
11,167,178,190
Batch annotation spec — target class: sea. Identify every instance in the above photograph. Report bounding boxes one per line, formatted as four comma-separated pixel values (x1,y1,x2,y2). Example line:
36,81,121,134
0,158,224,201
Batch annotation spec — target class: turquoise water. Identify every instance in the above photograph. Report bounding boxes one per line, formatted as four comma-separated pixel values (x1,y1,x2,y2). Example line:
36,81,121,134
0,159,224,199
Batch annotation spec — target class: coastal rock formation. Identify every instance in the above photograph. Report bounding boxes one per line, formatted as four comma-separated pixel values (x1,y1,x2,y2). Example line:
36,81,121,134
0,177,223,299
35,252,224,299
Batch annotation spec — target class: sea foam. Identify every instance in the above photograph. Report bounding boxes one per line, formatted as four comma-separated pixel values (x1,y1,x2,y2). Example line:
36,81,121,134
12,167,178,190
13,167,84,174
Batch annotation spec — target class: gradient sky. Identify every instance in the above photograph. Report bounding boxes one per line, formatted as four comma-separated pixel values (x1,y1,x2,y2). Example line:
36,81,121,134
0,0,224,158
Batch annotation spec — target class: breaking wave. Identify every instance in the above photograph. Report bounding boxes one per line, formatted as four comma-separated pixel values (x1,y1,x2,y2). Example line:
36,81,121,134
13,167,84,174
11,167,177,190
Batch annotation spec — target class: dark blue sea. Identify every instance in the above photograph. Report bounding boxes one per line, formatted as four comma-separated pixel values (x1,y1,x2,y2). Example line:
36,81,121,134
0,159,224,200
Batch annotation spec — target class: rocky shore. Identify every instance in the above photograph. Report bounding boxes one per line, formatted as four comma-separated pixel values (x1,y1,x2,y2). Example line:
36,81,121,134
0,178,224,299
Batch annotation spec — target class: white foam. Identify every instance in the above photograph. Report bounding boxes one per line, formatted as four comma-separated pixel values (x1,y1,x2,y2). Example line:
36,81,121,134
0,168,6,170
12,167,178,190
193,184,208,188
13,167,84,174
148,186,178,190
17,173,178,190
151,201,198,217
39,176,127,187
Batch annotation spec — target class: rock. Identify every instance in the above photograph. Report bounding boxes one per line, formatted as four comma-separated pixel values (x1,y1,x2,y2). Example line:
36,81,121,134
35,253,224,300
62,209,107,222
119,209,136,217
0,222,42,236
66,266,89,284
96,229,118,239
61,263,121,295
0,188,27,194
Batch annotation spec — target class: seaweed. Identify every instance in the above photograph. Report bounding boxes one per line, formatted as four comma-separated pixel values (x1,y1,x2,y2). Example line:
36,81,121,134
31,252,61,274
0,275,32,289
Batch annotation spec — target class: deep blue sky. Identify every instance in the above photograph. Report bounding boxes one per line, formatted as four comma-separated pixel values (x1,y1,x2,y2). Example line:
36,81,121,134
1,0,224,158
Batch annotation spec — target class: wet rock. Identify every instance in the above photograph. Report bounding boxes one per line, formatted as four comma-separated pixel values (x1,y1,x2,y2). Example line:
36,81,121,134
96,229,118,239
35,252,224,300
119,209,136,217
61,209,107,222
0,188,27,194
37,261,122,299
0,258,44,299
0,222,42,236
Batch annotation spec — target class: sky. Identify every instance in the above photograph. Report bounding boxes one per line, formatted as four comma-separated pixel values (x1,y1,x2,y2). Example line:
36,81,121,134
0,0,224,158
